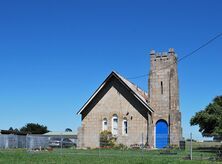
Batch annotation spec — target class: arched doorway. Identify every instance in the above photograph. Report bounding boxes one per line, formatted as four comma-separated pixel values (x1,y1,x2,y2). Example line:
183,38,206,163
155,120,168,148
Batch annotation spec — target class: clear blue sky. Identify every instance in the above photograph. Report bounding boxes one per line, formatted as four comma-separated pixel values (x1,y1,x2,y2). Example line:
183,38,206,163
0,0,221,140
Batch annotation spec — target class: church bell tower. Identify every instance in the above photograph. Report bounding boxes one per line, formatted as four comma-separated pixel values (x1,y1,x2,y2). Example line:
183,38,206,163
148,48,182,148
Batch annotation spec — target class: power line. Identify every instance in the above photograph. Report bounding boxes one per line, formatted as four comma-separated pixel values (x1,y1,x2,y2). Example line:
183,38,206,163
127,73,149,79
178,32,222,62
127,32,222,80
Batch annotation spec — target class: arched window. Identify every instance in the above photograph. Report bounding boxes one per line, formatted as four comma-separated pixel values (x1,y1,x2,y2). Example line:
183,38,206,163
102,118,108,131
122,118,128,135
112,114,118,136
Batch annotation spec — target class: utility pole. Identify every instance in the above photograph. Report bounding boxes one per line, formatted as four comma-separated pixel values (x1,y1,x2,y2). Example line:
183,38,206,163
190,133,192,160
142,133,144,159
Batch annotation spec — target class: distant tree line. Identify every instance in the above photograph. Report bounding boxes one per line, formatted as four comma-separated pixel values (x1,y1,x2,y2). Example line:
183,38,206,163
4,123,73,135
6,123,49,135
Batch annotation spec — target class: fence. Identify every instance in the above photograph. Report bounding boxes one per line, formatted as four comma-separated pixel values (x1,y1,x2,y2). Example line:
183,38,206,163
77,133,222,162
26,135,50,150
0,134,26,149
186,133,222,161
0,134,49,149
0,133,222,162
0,134,78,150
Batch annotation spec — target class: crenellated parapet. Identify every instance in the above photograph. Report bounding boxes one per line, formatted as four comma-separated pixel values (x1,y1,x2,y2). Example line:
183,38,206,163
150,48,177,71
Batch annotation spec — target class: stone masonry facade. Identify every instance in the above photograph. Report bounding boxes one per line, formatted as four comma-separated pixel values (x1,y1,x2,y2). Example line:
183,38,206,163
148,48,182,146
77,48,182,148
78,76,151,148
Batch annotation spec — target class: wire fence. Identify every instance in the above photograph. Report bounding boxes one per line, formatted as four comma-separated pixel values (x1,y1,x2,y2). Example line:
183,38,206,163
0,134,25,149
0,133,221,162
0,134,77,150
26,135,49,150
0,134,49,149
76,133,222,162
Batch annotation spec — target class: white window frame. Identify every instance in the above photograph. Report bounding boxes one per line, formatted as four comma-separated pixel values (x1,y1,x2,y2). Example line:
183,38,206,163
102,118,108,131
112,114,118,136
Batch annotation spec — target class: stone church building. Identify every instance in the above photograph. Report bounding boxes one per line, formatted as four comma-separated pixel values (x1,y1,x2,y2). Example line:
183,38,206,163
77,48,182,149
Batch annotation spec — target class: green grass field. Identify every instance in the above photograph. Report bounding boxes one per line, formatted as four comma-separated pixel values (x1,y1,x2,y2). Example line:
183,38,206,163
0,146,221,164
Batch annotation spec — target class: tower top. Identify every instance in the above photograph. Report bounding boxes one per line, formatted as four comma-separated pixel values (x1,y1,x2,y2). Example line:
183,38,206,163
168,48,175,53
149,48,177,71
150,50,155,55
150,48,177,58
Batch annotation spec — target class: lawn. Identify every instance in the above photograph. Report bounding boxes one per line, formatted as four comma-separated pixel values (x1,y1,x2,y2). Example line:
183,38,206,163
0,147,220,164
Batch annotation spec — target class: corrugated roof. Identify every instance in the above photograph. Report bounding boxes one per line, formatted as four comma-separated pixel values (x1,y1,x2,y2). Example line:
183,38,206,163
43,131,77,136
114,71,149,105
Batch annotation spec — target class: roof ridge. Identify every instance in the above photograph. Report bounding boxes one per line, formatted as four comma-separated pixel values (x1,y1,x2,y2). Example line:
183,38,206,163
113,71,148,95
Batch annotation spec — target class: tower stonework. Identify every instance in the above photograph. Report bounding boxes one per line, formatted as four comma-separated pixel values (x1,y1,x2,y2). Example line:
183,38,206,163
148,48,182,147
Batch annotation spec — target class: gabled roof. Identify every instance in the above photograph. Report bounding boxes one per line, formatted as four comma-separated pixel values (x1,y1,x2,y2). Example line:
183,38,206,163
77,71,153,115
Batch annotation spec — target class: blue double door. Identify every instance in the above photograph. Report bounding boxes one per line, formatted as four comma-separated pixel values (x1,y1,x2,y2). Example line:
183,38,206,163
156,120,168,148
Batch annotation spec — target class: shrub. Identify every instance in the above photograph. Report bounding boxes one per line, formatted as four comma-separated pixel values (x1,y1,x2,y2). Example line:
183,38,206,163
100,130,115,148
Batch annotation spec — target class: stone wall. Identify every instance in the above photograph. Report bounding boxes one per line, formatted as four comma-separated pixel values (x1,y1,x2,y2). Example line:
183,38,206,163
80,77,151,148
148,48,182,147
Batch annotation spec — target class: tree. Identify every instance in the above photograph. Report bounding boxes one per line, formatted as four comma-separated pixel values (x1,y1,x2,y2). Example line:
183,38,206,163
8,127,14,131
190,96,222,137
20,123,49,134
14,128,19,133
65,128,72,132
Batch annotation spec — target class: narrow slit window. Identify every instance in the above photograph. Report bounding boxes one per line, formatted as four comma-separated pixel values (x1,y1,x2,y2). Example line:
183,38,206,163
122,118,128,135
161,81,163,94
